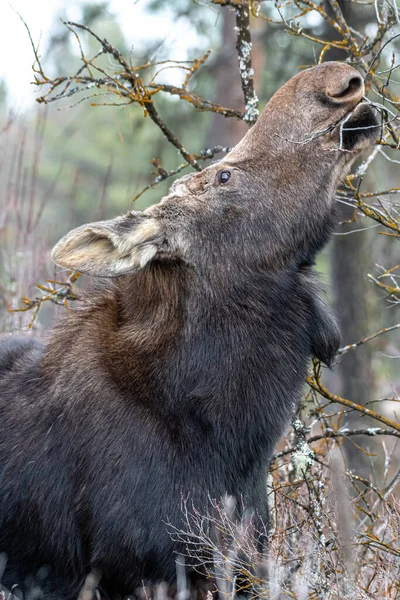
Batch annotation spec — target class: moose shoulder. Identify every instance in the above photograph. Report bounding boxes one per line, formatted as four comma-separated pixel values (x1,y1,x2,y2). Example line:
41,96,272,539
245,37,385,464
0,62,377,599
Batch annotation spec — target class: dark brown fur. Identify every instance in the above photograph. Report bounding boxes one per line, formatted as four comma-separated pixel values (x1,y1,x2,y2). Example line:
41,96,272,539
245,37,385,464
0,62,378,599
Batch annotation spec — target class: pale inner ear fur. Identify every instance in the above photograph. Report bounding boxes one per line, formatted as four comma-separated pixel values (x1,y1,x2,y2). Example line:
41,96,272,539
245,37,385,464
51,216,163,277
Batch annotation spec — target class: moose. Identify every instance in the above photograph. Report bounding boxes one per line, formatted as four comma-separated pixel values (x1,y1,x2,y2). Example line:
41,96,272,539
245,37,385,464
0,62,377,599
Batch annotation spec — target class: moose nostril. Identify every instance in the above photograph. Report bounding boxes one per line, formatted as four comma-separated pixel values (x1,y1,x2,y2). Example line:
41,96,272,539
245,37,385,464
328,74,364,102
333,76,363,98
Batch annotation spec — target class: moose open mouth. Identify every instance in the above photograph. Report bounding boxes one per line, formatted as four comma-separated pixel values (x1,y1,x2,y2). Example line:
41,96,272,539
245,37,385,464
337,102,379,151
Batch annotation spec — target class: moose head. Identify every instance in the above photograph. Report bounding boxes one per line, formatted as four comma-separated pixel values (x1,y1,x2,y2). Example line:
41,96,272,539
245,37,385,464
52,62,377,277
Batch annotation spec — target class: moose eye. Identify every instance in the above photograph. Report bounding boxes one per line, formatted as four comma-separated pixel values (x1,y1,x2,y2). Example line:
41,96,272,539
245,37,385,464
217,169,232,185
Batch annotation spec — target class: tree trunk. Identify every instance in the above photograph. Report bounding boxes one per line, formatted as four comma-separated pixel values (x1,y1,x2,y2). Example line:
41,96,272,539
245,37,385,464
324,2,376,477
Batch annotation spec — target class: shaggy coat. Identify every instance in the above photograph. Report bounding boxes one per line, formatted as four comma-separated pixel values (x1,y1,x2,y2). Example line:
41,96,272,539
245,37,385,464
0,62,377,599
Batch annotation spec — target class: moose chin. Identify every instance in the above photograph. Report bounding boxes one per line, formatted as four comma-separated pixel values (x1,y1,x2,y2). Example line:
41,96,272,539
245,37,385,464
0,61,377,599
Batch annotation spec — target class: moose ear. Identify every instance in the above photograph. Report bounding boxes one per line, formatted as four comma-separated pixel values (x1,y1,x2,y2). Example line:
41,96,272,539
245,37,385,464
51,211,168,277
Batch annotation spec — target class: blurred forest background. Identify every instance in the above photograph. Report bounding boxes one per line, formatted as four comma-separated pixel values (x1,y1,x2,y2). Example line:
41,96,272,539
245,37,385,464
0,1,400,595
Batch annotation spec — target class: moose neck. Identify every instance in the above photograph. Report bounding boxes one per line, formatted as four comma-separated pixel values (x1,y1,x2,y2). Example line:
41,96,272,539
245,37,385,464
103,258,313,423
41,256,318,477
